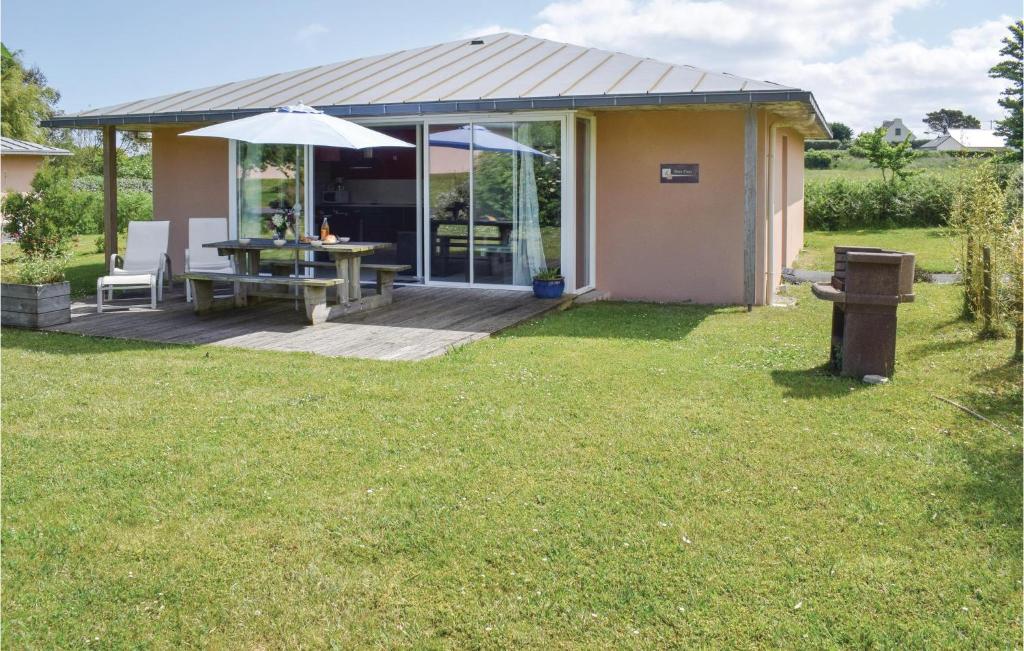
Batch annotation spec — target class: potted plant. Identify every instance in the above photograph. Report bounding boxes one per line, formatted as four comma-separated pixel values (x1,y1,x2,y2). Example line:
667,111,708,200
1,255,71,328
265,208,296,241
532,267,565,299
1,181,74,328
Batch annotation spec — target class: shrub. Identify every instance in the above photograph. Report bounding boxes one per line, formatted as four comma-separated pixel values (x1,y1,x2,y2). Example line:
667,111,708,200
71,176,153,194
1,166,77,257
13,254,69,284
804,150,837,170
948,162,1023,340
805,175,955,230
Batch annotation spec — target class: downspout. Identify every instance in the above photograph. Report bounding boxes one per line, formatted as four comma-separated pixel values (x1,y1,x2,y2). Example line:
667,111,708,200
765,121,779,304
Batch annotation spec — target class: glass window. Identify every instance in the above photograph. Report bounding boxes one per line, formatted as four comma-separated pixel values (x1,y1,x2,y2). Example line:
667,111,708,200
429,120,561,286
236,143,305,259
575,118,591,289
512,121,561,285
428,125,471,283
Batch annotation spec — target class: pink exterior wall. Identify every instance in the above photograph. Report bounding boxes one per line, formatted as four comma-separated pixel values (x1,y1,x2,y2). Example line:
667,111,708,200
593,109,756,304
764,126,805,299
1,155,44,195
782,129,805,268
147,112,805,302
152,127,229,274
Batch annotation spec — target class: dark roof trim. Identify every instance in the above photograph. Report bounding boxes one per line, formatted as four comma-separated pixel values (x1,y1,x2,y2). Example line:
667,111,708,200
42,89,829,136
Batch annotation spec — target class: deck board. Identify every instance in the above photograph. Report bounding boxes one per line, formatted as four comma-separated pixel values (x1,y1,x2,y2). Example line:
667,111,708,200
45,285,568,360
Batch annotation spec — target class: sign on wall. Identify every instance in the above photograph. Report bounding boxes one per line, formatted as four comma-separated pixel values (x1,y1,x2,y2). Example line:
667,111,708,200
660,163,699,183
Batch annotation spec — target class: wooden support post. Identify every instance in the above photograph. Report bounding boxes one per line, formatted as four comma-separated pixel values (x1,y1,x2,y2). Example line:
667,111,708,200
743,106,757,310
1016,283,1023,358
964,234,976,317
982,245,994,333
102,125,118,261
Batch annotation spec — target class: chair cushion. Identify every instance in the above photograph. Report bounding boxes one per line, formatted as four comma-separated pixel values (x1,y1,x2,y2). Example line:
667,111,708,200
99,274,155,286
112,265,159,275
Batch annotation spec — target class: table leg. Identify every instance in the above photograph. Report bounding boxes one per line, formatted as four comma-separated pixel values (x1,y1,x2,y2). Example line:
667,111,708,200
349,256,362,300
245,250,261,304
247,251,261,276
334,255,349,305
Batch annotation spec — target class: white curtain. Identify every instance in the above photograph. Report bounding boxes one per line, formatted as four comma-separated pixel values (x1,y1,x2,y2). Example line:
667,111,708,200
512,124,547,285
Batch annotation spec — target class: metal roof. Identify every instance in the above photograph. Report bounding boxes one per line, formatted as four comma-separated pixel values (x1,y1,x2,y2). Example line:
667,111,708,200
919,129,1007,150
41,33,829,136
0,136,70,156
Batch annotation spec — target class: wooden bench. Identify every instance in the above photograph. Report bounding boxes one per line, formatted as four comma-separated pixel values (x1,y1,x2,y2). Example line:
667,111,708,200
361,264,411,300
183,272,345,325
265,261,411,301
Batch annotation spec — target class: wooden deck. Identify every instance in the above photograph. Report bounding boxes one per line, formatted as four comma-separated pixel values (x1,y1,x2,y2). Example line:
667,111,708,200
45,285,569,360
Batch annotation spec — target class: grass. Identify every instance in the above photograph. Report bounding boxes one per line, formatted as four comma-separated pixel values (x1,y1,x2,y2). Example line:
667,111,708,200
805,167,959,182
805,153,965,183
1,233,110,297
2,283,1020,647
796,227,957,274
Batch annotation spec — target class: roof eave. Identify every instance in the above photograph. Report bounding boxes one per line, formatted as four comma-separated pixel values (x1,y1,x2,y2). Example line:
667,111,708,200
42,89,830,138
0,149,71,156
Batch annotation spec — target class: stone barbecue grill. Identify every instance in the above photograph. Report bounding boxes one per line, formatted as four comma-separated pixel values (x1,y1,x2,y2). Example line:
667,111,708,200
811,246,915,378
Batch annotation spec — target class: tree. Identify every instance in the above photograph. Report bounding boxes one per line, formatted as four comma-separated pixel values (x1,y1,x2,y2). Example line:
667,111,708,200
849,128,919,183
923,109,981,134
989,20,1023,153
1,44,60,142
828,122,853,144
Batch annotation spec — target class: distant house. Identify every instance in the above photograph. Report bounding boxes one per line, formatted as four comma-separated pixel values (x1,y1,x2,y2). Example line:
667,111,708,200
0,137,70,195
919,128,1006,152
880,118,914,144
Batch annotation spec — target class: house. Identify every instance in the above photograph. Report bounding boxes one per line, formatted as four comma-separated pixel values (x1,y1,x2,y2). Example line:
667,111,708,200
0,137,69,195
41,33,829,306
880,118,913,144
919,128,1006,152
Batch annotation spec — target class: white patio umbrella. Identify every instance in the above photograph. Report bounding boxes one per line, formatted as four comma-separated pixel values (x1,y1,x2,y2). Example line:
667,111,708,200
180,103,414,149
428,124,551,157
180,104,413,296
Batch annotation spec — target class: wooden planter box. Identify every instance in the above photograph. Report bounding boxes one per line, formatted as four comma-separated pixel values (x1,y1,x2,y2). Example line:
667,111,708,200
1,281,71,328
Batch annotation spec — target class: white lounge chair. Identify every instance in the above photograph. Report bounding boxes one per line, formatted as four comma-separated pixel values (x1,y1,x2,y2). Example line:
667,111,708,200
96,220,171,312
184,217,234,303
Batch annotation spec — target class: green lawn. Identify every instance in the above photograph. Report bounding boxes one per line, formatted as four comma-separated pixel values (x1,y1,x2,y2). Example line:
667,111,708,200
2,283,1020,647
796,227,957,274
2,233,110,297
804,153,966,183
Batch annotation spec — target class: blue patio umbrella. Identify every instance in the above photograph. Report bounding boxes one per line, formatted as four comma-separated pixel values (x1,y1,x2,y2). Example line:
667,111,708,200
428,124,552,157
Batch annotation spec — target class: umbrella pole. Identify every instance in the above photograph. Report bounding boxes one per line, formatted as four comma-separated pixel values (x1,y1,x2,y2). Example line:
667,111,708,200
294,144,301,309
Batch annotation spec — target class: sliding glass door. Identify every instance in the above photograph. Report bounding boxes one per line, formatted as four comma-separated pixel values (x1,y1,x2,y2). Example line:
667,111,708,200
427,119,562,287
236,142,306,261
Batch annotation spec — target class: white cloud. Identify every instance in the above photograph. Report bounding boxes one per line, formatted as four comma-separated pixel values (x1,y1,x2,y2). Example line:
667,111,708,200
511,0,1010,135
295,23,329,42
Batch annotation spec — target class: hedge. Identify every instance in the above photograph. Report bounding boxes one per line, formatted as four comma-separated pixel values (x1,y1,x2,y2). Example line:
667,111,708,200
805,150,839,169
805,176,954,230
804,139,843,151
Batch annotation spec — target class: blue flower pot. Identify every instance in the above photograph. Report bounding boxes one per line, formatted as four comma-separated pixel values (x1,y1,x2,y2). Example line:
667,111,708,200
533,277,565,299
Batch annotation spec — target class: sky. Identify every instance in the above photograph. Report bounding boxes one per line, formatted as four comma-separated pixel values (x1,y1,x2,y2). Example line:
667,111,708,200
2,0,1019,138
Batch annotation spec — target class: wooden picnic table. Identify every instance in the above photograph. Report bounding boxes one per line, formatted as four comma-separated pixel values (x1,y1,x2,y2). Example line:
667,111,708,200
204,238,391,303
190,239,400,323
